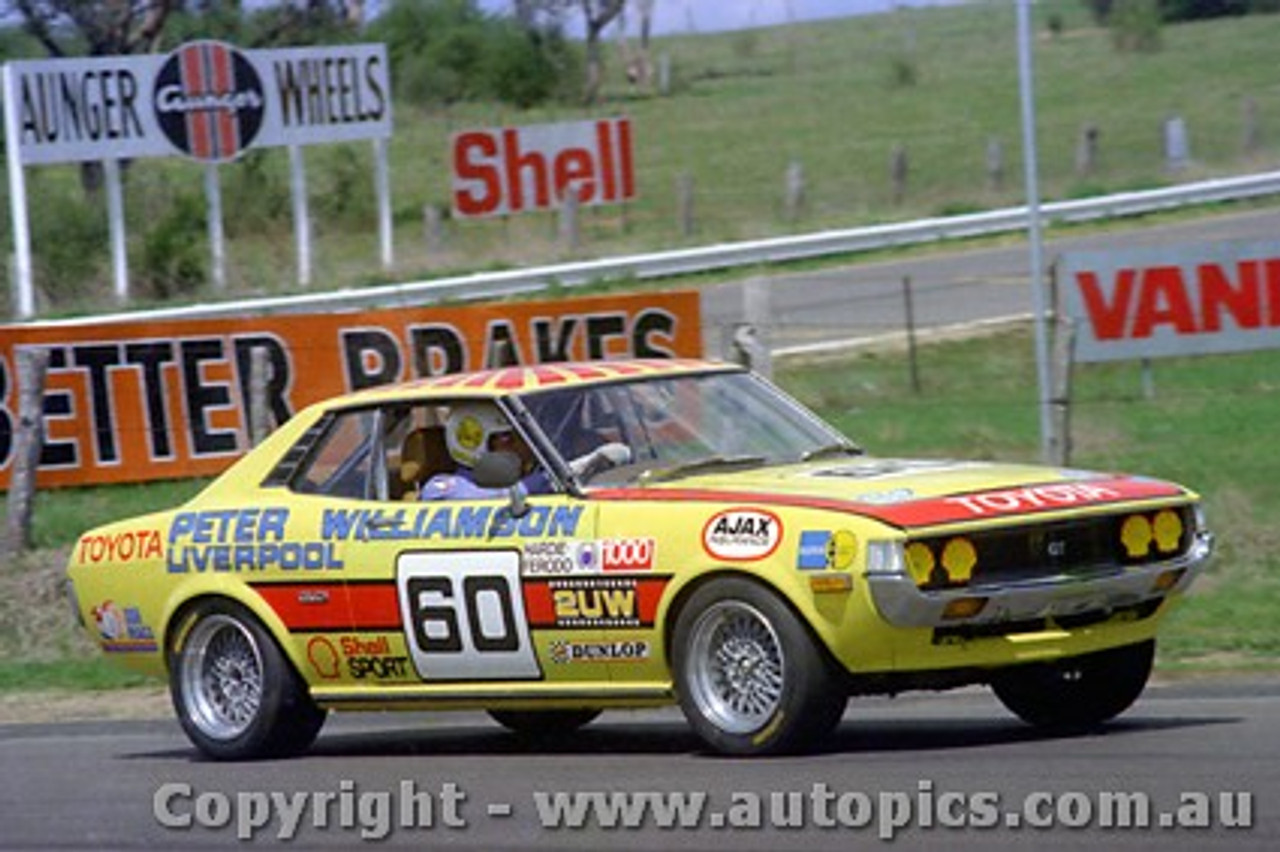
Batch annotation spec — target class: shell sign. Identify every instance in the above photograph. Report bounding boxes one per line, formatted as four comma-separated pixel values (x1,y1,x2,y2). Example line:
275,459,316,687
0,290,700,490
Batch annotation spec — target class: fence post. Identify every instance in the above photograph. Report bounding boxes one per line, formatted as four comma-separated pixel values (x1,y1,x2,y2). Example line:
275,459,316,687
423,204,445,255
732,277,773,378
559,186,581,254
249,347,273,447
891,144,909,205
1164,116,1190,172
902,276,921,394
784,161,805,223
676,172,695,238
1076,124,1099,178
3,348,50,559
986,137,1004,193
1049,316,1075,466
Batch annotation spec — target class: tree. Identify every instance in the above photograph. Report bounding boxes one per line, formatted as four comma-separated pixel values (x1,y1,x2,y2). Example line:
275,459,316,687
580,0,626,104
617,0,654,89
7,1,175,192
509,0,625,103
9,0,173,58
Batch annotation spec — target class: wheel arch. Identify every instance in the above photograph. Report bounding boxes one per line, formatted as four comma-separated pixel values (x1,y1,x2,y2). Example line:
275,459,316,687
161,586,307,684
660,567,843,675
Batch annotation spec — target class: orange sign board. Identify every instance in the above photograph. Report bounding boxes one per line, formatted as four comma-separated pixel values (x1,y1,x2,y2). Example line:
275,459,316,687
0,290,701,489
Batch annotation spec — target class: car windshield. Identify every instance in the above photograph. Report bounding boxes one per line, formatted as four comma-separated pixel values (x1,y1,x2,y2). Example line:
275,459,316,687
519,369,859,485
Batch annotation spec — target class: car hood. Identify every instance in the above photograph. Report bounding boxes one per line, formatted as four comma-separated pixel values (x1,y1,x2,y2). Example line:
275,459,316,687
590,457,1193,530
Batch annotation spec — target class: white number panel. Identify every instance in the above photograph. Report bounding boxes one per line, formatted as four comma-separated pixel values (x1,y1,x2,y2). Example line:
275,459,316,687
396,550,542,681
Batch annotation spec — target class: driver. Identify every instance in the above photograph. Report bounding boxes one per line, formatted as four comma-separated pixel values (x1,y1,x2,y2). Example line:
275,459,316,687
420,403,551,500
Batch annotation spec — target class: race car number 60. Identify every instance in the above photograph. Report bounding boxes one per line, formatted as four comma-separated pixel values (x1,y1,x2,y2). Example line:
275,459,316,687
395,551,542,681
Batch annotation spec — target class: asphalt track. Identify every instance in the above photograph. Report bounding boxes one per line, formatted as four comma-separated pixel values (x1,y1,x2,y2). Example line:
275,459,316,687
700,206,1280,355
0,677,1276,850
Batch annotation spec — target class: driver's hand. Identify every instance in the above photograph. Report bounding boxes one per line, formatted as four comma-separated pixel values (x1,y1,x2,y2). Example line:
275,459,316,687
568,443,632,479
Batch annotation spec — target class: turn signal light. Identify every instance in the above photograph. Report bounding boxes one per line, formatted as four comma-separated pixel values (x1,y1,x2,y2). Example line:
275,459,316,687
941,596,988,620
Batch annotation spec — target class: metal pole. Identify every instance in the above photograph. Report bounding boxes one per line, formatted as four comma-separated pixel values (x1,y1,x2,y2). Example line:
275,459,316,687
374,138,393,271
3,64,35,319
204,164,226,291
104,159,129,305
1017,0,1055,461
289,145,312,289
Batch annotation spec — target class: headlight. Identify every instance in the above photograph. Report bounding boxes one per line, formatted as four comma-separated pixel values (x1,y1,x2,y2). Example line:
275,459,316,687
865,540,906,577
1193,503,1209,534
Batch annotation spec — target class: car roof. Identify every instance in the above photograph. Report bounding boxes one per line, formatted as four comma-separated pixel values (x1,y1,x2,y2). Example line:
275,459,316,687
332,358,741,409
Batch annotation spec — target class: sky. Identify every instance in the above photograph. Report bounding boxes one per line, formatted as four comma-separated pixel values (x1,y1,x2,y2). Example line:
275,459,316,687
476,1,966,36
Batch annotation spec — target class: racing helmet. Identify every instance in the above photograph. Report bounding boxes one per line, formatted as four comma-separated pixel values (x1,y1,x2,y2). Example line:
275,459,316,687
444,402,512,467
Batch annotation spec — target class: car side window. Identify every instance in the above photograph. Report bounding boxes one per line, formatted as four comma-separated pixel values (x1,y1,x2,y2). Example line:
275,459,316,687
291,408,379,499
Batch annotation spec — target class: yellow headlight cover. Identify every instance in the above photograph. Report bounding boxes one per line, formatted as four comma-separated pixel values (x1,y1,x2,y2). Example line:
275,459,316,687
1120,514,1153,559
1153,509,1184,554
905,542,935,586
941,537,977,583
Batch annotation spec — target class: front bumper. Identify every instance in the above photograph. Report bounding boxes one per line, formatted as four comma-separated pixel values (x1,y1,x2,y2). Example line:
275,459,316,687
866,530,1214,629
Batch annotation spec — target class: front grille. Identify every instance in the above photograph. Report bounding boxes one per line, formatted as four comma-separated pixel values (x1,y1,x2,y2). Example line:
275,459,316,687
907,505,1195,591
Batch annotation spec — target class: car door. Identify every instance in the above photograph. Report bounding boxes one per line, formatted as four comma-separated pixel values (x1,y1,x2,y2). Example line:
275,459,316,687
320,399,612,694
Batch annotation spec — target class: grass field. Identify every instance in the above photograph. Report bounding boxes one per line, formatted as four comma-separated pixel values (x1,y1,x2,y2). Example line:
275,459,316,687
3,326,1276,690
16,1,1280,310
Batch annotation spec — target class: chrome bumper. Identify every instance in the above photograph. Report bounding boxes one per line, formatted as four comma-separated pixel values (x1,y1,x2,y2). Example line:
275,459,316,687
866,531,1214,629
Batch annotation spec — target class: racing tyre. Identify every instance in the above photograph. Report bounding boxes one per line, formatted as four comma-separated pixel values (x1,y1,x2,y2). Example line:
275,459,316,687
991,640,1155,731
488,709,602,737
672,578,846,755
169,600,326,760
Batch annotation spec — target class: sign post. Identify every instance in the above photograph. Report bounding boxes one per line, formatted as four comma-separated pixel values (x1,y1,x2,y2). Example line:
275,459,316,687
1,64,35,319
2,42,393,317
1016,0,1055,462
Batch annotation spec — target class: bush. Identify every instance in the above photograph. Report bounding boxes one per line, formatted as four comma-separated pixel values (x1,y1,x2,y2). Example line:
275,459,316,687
1112,0,1163,51
313,145,374,225
371,0,579,108
27,172,109,307
137,192,206,300
222,151,291,239
483,23,580,109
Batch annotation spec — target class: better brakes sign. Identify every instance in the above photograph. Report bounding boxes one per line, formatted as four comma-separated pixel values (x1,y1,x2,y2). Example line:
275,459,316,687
450,117,635,218
1060,239,1280,362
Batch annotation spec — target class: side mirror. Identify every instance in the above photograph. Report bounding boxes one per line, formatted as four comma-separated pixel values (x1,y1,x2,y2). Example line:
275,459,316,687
473,450,528,520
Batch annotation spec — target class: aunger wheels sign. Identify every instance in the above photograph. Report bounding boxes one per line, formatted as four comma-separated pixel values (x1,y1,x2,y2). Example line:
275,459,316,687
153,41,266,163
6,41,390,166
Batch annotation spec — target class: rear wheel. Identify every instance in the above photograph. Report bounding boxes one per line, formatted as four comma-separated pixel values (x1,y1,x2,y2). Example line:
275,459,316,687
488,708,601,736
991,640,1154,730
672,578,846,755
169,600,326,760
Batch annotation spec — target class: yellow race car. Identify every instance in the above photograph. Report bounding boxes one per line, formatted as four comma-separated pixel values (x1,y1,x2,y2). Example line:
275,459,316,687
66,359,1213,759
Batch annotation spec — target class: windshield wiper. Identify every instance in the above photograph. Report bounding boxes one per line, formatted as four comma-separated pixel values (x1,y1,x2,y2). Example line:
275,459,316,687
640,454,768,482
799,442,863,462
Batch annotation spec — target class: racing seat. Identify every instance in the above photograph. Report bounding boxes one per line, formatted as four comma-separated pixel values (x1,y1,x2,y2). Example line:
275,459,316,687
398,426,454,500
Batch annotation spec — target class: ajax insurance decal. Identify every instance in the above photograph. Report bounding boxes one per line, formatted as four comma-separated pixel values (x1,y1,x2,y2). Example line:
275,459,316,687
702,508,782,561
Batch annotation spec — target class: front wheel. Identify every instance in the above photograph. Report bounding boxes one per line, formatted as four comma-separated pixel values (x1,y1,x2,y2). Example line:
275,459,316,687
672,578,846,755
991,640,1155,730
169,600,326,760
